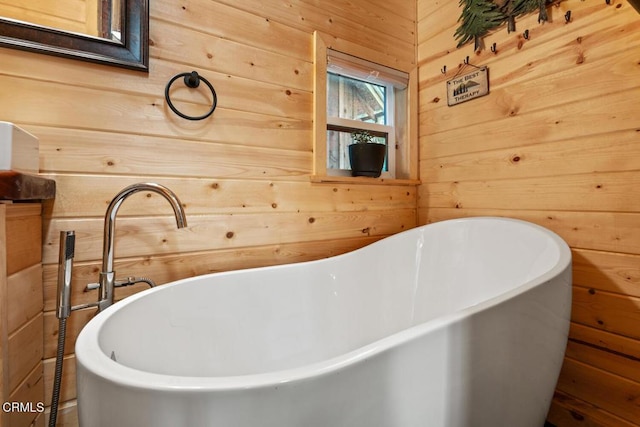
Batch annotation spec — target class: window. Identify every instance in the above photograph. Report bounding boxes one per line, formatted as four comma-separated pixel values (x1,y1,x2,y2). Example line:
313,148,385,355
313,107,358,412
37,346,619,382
313,32,418,183
326,50,407,178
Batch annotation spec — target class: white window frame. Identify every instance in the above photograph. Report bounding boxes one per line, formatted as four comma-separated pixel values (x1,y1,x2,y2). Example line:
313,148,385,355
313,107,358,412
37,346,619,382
326,50,405,179
326,66,397,177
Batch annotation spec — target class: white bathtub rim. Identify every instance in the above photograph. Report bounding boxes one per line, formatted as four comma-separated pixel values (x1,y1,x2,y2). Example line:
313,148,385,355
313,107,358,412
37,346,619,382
75,216,571,393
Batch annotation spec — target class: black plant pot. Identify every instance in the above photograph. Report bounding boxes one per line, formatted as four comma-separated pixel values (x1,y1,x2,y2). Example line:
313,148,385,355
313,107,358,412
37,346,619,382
349,143,387,177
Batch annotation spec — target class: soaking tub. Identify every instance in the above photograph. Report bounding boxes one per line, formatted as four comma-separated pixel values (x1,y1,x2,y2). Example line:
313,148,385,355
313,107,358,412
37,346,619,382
75,217,572,427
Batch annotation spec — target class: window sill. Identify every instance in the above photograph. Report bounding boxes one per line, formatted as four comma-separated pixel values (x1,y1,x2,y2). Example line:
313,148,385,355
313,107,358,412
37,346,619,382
310,175,420,186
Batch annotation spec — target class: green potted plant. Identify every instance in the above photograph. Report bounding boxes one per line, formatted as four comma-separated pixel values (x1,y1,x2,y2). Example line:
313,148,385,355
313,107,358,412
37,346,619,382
349,130,387,177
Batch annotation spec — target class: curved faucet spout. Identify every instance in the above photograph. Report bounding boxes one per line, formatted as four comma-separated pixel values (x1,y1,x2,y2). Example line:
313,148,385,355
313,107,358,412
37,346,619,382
98,182,187,311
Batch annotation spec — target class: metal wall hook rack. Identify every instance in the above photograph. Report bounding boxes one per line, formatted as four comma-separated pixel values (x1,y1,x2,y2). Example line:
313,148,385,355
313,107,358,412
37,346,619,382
165,71,218,121
442,47,493,76
443,56,485,81
463,56,484,70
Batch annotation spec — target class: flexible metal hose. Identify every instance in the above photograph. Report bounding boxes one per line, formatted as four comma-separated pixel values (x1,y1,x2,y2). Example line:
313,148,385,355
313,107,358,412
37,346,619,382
132,277,156,288
48,317,67,427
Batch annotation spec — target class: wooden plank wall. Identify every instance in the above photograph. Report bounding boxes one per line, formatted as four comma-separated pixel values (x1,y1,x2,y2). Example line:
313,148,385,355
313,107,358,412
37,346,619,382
417,0,640,425
1,1,416,425
1,204,45,427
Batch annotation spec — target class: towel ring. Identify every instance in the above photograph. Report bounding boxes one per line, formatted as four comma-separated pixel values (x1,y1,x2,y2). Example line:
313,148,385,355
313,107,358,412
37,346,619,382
165,71,217,121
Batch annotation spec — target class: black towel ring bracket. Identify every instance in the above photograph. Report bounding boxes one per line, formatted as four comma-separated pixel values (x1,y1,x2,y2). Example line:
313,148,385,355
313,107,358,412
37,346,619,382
165,71,217,121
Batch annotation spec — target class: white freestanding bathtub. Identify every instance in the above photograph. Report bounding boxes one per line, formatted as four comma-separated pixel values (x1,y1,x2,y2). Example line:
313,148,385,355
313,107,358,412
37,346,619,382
75,217,572,427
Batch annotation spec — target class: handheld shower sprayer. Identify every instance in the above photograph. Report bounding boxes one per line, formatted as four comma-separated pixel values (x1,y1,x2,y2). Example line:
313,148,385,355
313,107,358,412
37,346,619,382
50,230,76,427
56,230,75,320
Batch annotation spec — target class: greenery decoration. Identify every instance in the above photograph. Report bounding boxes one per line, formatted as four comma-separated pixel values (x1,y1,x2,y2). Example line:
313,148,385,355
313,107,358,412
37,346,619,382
505,0,538,32
351,130,375,144
455,0,506,50
351,130,384,145
455,0,552,50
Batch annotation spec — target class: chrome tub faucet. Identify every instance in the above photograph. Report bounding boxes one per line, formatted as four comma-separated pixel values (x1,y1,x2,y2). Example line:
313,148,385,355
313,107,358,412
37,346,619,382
94,182,187,311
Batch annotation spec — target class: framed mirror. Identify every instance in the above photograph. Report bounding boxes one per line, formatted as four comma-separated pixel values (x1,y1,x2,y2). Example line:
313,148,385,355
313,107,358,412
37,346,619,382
0,0,148,72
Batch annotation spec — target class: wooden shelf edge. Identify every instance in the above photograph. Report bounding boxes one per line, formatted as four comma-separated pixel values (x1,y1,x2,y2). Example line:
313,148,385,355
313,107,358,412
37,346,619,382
310,175,421,186
0,171,56,200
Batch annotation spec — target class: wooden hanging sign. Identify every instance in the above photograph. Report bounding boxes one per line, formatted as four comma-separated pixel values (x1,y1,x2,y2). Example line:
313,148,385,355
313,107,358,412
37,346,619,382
447,66,489,106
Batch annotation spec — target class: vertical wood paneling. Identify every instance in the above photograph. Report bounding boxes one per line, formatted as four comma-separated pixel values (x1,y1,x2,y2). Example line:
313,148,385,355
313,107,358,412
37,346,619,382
0,204,44,427
8,365,44,427
1,1,416,425
7,265,42,334
0,204,8,427
417,0,640,425
5,205,41,275
8,314,42,393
